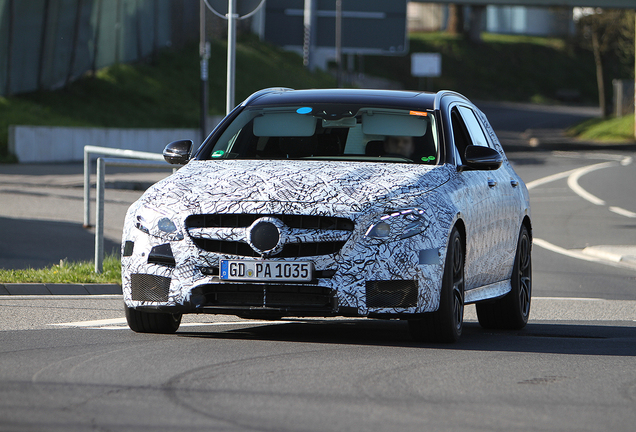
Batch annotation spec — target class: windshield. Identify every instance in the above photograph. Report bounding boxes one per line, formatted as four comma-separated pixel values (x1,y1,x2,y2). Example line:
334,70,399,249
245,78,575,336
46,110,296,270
201,105,440,164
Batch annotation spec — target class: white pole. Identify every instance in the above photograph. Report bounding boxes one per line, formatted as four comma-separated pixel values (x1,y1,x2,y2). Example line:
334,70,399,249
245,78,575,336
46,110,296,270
200,0,209,142
95,157,105,273
226,0,237,114
335,0,342,87
303,0,316,70
83,147,91,228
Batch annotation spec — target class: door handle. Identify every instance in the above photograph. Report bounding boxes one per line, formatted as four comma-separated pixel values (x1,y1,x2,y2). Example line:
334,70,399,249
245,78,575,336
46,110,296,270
510,179,519,188
488,178,497,188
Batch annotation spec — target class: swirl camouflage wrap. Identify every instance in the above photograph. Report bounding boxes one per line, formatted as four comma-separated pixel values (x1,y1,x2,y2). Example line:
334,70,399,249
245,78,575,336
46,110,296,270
120,88,531,340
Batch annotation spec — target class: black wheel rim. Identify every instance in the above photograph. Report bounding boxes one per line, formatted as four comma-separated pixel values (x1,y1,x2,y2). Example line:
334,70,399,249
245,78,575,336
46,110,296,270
518,232,531,318
451,235,464,331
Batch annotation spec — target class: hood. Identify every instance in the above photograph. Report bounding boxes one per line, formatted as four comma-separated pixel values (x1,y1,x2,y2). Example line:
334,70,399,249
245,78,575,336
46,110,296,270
139,160,451,215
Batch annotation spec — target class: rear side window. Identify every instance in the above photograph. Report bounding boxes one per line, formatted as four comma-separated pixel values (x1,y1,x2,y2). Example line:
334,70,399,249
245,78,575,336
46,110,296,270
457,106,490,148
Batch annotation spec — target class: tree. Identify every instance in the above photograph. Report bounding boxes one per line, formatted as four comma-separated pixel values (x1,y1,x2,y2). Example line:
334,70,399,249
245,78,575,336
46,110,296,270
446,4,485,44
446,4,465,35
577,8,634,116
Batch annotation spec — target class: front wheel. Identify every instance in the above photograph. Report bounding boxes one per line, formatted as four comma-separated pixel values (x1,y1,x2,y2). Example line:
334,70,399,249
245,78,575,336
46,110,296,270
409,227,465,343
125,305,182,334
476,224,532,330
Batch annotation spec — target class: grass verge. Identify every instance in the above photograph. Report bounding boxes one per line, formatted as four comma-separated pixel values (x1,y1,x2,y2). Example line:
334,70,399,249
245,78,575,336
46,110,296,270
0,35,336,162
0,255,121,284
567,114,636,142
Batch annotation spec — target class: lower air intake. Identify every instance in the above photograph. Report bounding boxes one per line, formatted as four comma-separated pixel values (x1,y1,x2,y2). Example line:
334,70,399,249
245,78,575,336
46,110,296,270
366,280,418,308
131,274,171,302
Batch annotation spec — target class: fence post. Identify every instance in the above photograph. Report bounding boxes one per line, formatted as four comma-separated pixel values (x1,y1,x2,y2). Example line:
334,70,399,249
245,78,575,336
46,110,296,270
95,157,105,273
83,147,91,228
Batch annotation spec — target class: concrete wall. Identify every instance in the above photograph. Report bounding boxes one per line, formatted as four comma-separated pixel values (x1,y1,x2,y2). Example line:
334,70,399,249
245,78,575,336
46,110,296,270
9,126,201,163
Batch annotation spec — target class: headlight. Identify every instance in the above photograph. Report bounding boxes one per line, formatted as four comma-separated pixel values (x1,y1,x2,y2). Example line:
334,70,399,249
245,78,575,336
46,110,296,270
366,221,390,238
135,208,183,241
365,208,429,241
157,217,178,234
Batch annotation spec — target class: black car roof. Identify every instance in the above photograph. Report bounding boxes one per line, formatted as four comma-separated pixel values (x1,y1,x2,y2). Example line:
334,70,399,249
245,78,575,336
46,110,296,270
243,88,441,111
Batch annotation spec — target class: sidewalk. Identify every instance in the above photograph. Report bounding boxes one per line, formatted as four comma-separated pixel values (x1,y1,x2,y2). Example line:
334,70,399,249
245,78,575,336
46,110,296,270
0,163,172,271
0,162,172,189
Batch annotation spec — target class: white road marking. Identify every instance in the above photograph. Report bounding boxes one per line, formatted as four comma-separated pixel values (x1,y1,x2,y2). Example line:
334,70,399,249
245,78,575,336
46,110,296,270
552,152,633,165
528,155,633,210
533,238,636,271
51,318,292,329
536,297,603,301
566,161,614,206
533,238,607,264
525,168,580,190
51,318,128,327
609,206,636,218
527,156,635,270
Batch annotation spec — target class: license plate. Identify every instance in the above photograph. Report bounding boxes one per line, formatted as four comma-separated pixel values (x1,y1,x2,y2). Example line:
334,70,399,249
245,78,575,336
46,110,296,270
220,260,314,282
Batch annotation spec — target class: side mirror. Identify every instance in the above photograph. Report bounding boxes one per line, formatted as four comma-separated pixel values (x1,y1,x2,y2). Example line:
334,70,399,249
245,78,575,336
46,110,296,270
163,140,193,165
459,145,503,171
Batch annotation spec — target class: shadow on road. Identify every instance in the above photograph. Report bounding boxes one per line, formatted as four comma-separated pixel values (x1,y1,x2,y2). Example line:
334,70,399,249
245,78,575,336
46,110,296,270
176,320,636,357
0,216,119,269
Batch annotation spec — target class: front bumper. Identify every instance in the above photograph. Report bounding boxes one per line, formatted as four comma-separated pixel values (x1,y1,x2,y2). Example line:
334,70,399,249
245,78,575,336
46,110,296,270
121,227,446,318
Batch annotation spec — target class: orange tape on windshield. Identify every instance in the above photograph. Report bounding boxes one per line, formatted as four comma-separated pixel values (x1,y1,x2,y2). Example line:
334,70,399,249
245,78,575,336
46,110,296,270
409,110,428,117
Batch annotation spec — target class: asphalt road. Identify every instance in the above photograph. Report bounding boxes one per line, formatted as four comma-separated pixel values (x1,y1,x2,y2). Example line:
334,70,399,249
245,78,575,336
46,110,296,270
1,103,636,431
0,298,634,432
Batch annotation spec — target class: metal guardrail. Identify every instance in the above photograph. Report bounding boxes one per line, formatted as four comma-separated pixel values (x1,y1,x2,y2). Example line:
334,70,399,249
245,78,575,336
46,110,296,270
83,145,173,273
83,145,165,228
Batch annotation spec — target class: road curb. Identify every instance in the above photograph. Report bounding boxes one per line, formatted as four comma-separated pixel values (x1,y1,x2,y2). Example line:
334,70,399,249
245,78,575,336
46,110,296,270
0,283,122,295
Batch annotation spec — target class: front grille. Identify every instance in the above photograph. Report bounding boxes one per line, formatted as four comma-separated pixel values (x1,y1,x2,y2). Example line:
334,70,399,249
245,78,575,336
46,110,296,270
198,283,333,308
366,280,418,308
131,274,171,302
186,213,353,258
190,238,347,258
186,214,354,231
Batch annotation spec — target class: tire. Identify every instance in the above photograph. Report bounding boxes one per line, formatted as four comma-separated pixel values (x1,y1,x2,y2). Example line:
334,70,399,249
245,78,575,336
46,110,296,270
125,305,182,334
409,227,465,343
476,224,531,330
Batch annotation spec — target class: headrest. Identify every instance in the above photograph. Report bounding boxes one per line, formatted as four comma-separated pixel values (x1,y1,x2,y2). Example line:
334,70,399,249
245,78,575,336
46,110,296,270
365,140,384,156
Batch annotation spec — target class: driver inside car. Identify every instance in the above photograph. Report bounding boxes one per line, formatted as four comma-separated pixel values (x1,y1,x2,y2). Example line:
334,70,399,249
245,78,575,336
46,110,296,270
383,135,415,158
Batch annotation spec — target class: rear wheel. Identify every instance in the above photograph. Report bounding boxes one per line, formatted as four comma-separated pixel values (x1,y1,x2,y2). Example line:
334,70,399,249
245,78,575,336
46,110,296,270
125,305,182,334
476,224,531,330
409,227,465,343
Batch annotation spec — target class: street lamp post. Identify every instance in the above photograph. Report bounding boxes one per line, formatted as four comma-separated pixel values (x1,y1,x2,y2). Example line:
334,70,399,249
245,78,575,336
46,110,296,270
203,0,265,115
200,0,210,142
226,0,237,115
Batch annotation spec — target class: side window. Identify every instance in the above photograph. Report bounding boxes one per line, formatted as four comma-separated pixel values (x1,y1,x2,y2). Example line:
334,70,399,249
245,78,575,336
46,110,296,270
457,106,490,148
